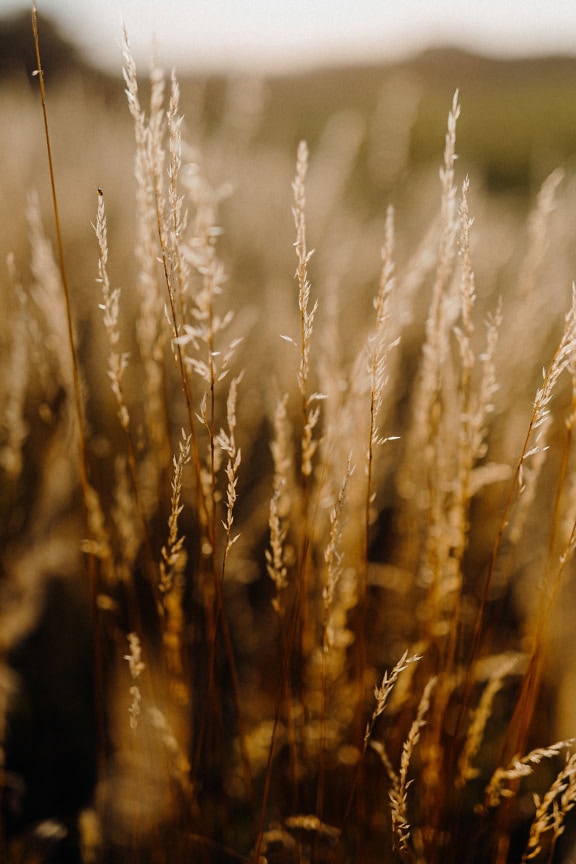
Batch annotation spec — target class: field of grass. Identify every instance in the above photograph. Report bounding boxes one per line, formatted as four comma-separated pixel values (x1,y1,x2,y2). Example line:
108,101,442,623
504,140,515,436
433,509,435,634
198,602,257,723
4,10,576,864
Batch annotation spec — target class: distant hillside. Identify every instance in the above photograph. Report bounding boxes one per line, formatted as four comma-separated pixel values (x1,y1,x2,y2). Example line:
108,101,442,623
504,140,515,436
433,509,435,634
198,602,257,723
0,10,108,87
4,8,576,194
400,48,576,189
188,48,576,194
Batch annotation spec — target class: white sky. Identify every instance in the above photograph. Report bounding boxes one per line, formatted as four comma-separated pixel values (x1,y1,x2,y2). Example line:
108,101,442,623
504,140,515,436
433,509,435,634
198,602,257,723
5,0,576,73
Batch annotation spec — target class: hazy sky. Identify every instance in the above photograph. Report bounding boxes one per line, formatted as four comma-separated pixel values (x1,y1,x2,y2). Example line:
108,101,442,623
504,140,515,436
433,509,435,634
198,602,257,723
5,0,576,73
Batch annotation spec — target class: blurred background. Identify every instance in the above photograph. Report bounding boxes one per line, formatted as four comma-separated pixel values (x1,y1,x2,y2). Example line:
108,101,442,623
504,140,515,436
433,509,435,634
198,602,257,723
4,0,576,73
2,0,576,307
2,0,576,214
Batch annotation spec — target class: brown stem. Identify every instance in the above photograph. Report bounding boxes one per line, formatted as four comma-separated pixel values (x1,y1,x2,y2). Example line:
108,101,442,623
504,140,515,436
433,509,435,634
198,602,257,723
31,0,105,774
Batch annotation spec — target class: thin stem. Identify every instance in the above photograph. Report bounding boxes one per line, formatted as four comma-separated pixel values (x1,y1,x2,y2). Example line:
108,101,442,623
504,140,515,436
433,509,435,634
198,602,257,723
31,7,91,534
31,2,105,771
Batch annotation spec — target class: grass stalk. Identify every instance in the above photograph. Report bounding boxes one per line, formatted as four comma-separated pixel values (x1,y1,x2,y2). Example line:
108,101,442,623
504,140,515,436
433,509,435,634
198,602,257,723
30,1,106,777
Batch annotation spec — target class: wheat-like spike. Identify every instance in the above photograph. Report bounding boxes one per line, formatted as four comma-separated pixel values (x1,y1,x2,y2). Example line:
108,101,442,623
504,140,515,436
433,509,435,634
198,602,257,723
217,372,244,560
483,740,576,810
517,168,564,299
323,457,354,630
457,658,516,786
510,285,576,545
390,676,437,853
266,395,292,612
159,429,192,597
292,140,320,482
423,88,460,399
293,140,317,401
367,205,400,452
27,192,74,399
166,69,190,322
122,29,170,491
290,139,321,662
394,92,461,608
95,190,130,430
522,751,576,861
124,632,146,730
364,651,423,747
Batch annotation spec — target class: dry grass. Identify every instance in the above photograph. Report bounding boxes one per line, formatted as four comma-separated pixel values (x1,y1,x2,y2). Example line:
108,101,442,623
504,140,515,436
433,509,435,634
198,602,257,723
4,13,576,864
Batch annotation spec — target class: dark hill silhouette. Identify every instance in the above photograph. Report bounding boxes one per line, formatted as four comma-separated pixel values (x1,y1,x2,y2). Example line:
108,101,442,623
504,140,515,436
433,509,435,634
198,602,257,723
398,45,576,85
0,9,106,86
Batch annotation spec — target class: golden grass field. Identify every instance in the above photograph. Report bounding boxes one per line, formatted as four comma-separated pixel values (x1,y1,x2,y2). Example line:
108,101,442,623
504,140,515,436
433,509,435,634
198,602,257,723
4,9,576,863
